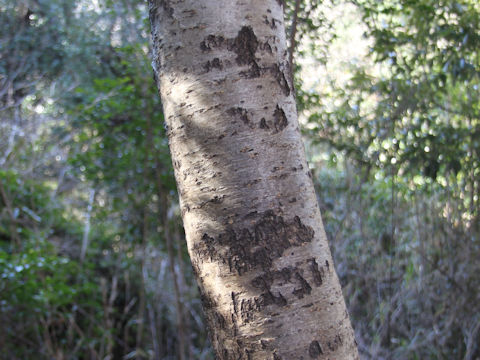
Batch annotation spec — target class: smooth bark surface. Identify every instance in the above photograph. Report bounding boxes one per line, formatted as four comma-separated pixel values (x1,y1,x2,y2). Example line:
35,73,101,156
149,0,358,358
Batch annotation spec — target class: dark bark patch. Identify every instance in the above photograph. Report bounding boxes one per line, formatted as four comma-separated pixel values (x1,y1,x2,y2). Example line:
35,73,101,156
200,233,216,262
269,18,277,29
263,16,277,29
292,272,312,299
250,264,318,310
250,277,288,307
204,57,223,72
308,258,324,286
271,64,291,96
231,292,239,314
200,34,225,51
230,26,258,65
239,61,261,78
240,297,260,323
309,340,323,358
193,211,314,276
227,107,251,127
260,118,269,129
273,105,288,132
200,290,217,312
266,290,287,307
215,312,227,329
230,26,261,78
200,27,265,78
327,335,343,352
198,194,225,209
260,41,273,54
194,213,316,336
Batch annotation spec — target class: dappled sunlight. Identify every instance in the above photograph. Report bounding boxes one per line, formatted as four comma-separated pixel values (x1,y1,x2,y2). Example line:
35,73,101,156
1,0,479,358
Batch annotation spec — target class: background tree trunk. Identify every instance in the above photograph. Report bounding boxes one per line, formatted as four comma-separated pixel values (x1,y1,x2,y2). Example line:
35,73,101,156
148,0,358,358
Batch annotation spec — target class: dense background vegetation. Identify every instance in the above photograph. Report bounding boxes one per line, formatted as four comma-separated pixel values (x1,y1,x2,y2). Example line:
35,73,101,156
1,0,478,359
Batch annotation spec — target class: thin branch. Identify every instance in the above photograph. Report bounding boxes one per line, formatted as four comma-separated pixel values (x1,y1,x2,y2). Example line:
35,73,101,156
80,188,95,262
0,123,19,166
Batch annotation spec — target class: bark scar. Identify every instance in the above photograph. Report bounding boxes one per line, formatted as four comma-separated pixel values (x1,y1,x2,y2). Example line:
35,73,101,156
193,211,314,276
229,26,261,78
227,107,252,127
271,63,290,96
273,105,288,132
309,340,323,358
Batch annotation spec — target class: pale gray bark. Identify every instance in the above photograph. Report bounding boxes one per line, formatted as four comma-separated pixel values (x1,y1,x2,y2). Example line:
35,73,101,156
149,0,358,358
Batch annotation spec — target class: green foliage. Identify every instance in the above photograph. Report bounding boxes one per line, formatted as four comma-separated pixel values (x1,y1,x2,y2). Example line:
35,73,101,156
0,170,104,359
1,1,207,359
0,170,76,244
304,0,480,205
314,161,480,359
300,0,480,357
2,0,479,358
67,44,174,196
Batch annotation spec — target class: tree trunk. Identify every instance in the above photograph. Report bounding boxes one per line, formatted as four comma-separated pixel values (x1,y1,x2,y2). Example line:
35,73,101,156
148,1,358,359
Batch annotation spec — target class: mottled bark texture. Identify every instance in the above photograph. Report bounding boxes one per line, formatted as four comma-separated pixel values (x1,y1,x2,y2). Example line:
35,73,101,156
148,1,358,359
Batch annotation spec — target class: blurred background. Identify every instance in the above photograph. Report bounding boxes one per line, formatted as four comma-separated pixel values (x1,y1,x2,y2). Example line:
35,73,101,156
0,0,478,359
